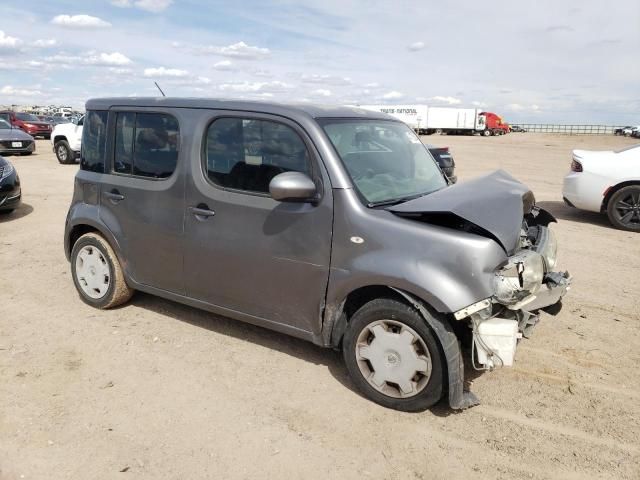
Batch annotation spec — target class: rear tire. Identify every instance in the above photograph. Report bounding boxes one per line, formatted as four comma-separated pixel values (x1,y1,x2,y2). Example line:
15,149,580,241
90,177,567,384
55,140,74,164
342,298,445,412
483,129,492,136
606,185,640,231
71,233,134,308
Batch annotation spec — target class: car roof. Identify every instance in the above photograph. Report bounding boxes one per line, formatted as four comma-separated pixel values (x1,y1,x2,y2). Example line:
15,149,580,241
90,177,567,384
85,97,394,122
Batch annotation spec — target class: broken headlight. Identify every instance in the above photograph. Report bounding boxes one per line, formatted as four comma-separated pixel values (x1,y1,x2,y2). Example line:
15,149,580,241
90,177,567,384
493,250,545,304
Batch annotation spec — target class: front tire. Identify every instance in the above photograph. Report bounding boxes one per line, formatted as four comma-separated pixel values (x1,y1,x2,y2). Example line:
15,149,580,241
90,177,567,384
71,233,134,308
483,129,492,136
606,185,640,231
55,140,74,164
342,298,445,412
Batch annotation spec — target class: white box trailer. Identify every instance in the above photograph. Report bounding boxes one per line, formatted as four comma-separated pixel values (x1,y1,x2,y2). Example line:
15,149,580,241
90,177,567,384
358,105,430,131
359,105,497,135
425,107,484,133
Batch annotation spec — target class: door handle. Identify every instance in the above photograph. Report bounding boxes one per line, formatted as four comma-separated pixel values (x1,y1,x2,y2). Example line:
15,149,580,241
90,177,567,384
103,190,125,204
189,205,215,220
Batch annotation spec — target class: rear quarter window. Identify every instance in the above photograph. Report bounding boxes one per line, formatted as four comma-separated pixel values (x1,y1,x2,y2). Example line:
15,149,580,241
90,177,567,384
81,111,108,172
113,112,179,179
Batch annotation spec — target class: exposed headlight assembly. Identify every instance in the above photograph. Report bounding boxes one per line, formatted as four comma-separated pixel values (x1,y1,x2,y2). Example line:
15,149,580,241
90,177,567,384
493,250,544,305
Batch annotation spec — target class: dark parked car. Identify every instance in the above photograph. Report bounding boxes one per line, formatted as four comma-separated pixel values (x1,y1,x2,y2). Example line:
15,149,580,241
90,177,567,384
65,98,570,412
0,111,52,139
0,155,21,214
425,144,456,183
509,125,526,133
0,119,35,156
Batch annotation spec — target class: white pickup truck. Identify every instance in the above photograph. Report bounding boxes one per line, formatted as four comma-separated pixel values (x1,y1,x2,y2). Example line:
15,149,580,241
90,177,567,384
51,116,83,164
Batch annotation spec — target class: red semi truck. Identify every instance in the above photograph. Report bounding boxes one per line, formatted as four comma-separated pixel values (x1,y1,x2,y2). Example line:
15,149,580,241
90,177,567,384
481,111,510,136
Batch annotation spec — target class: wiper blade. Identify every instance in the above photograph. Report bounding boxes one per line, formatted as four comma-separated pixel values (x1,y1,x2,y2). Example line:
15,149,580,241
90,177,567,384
367,192,429,208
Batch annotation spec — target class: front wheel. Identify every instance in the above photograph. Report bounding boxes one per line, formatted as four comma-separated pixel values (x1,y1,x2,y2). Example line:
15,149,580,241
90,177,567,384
71,233,134,308
607,185,640,231
342,298,445,411
482,129,492,136
54,140,74,164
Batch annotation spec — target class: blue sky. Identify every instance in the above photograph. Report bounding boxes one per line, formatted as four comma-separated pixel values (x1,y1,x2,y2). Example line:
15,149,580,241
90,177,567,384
0,0,638,123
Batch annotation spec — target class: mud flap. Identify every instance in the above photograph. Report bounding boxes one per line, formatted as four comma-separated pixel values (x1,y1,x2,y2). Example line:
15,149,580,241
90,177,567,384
391,288,480,410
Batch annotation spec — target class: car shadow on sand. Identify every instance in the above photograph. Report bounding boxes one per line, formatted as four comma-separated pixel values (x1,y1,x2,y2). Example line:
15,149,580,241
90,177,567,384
537,200,612,228
128,292,481,415
129,292,358,393
0,202,34,223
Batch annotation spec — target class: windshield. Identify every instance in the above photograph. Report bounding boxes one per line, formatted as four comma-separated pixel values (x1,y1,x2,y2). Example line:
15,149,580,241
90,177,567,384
16,113,40,122
0,119,11,129
319,119,447,205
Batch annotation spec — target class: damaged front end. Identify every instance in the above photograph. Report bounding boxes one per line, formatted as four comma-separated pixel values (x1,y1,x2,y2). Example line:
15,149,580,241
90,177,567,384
456,207,571,369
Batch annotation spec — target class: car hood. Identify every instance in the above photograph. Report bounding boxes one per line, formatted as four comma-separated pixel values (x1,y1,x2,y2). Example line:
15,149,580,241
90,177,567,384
388,170,536,254
0,129,33,141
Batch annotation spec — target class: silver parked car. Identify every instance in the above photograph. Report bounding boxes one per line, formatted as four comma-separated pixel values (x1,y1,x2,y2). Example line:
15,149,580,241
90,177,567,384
64,98,570,411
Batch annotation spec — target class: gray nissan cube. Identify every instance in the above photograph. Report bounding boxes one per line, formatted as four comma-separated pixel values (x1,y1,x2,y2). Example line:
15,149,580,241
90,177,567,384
65,98,570,411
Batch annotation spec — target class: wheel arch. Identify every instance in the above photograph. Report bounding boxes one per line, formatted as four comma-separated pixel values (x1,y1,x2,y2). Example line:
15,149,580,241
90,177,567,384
601,180,640,212
66,219,122,264
325,284,479,410
325,284,453,348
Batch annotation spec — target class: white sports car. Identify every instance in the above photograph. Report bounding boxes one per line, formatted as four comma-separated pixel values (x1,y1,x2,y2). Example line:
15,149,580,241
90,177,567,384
563,144,640,231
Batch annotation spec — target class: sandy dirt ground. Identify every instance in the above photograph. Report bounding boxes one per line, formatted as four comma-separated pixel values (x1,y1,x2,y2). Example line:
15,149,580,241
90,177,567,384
1,134,639,480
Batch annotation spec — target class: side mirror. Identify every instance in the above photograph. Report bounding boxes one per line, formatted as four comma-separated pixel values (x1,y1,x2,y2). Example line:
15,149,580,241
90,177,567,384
269,171,317,202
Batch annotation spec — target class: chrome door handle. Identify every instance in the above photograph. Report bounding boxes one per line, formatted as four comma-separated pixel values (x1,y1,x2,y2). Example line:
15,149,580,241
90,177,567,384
189,206,216,219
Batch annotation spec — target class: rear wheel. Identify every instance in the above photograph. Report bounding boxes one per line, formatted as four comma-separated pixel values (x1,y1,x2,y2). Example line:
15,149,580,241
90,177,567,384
482,129,492,136
342,298,445,411
607,185,640,231
71,233,134,308
55,140,74,164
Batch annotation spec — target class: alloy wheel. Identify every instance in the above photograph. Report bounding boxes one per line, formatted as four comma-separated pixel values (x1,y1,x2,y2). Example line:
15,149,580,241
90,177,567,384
613,189,640,228
57,145,68,162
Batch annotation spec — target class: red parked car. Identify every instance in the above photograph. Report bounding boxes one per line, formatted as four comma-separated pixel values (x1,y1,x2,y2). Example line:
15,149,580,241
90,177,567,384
0,111,52,139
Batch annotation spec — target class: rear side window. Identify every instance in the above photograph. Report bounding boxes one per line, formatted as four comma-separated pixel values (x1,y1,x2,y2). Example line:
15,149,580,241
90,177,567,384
204,117,311,193
113,112,179,179
81,110,108,172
